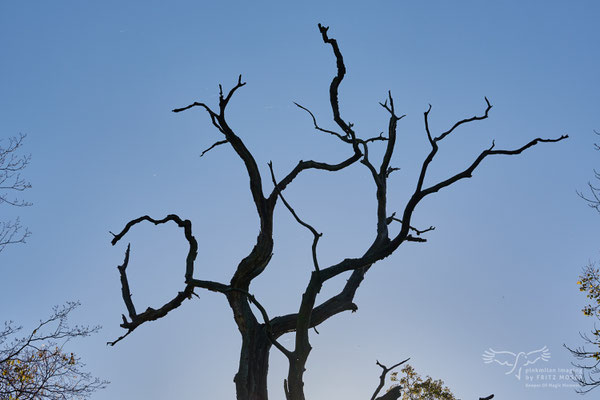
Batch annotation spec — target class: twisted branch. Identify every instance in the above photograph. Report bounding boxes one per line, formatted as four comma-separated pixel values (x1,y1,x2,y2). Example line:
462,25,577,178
108,214,228,346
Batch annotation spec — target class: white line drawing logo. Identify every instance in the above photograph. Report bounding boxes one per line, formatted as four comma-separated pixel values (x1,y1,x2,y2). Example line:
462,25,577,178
482,346,551,380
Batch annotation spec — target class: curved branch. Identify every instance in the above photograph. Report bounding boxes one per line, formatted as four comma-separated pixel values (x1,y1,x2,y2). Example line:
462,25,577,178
318,24,355,141
108,214,228,346
396,135,569,247
173,79,273,289
294,102,348,142
420,135,569,198
271,265,370,336
360,142,381,185
435,97,492,142
110,214,197,280
294,102,388,146
268,25,370,201
172,102,223,132
268,154,361,203
269,162,322,271
227,287,293,359
200,140,228,157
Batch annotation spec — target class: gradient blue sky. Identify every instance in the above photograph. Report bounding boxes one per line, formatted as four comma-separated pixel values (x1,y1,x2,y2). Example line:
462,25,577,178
1,1,598,399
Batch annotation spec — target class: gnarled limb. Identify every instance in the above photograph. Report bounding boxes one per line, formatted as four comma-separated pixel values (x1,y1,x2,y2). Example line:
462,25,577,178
175,78,273,291
108,214,229,346
269,23,370,203
393,131,568,250
317,24,357,145
109,22,568,400
271,265,367,336
226,287,293,359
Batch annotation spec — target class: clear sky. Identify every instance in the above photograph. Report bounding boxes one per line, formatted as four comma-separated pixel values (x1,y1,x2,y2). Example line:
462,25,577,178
1,1,598,399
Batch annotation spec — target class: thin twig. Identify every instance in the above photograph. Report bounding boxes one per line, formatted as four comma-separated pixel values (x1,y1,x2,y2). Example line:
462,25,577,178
269,162,322,272
200,140,228,157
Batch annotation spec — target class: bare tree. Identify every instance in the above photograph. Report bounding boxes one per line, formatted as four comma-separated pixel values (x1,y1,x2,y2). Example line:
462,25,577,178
108,24,566,400
578,130,600,213
565,131,600,393
0,302,107,399
568,263,600,392
0,133,31,253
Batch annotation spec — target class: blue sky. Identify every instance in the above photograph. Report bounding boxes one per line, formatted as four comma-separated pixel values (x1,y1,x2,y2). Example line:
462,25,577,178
1,1,598,399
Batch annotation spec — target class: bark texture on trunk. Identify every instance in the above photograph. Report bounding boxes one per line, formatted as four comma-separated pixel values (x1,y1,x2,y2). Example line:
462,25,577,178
234,325,272,400
285,362,307,400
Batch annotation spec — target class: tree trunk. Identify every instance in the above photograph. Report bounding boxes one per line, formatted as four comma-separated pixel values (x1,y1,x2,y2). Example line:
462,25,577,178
285,361,307,400
234,325,272,400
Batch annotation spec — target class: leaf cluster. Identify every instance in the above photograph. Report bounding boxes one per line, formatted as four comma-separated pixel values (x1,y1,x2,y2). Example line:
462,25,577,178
0,302,107,400
388,364,457,400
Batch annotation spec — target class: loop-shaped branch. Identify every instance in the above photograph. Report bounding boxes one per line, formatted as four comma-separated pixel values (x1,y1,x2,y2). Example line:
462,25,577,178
111,214,197,280
108,214,228,346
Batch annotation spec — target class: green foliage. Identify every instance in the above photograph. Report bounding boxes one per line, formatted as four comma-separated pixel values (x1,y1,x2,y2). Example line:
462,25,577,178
388,364,457,400
568,263,600,391
0,302,107,400
578,265,600,318
577,265,600,361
